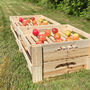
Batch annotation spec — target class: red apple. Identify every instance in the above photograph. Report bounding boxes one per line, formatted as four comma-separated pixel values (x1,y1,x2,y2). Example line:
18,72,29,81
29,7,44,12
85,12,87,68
44,30,51,37
38,34,46,42
56,38,63,42
36,40,43,44
31,17,35,21
33,23,38,26
32,29,39,36
22,21,27,26
54,33,61,40
19,17,23,23
52,28,58,34
26,18,30,23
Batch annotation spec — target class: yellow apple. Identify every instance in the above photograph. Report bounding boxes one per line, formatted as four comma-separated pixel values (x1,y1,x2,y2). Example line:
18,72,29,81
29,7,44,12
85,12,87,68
43,20,48,25
39,18,43,23
65,30,71,37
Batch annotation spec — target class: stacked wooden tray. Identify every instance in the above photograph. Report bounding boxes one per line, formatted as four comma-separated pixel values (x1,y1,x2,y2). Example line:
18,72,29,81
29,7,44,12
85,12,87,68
10,15,90,83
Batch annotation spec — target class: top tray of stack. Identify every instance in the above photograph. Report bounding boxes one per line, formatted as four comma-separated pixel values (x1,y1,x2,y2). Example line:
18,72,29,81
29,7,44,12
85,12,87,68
10,15,61,29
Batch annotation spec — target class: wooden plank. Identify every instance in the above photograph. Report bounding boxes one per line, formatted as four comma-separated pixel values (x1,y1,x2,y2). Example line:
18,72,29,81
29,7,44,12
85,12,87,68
31,34,38,42
42,39,90,53
49,36,55,42
26,35,36,45
32,45,43,83
44,68,68,78
44,59,67,72
67,56,88,68
67,48,89,58
68,65,86,73
46,37,53,43
44,50,67,62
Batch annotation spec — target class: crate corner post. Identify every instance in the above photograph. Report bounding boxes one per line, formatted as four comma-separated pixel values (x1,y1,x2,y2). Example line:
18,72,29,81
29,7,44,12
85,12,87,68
32,45,43,83
87,58,90,69
87,41,90,70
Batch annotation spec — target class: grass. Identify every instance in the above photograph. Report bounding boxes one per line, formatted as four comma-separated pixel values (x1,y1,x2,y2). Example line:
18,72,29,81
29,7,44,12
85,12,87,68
0,0,90,89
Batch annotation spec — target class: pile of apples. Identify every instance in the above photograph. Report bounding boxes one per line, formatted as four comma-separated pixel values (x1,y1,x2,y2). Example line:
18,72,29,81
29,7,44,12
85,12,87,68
19,17,38,26
19,17,49,26
65,30,79,41
32,28,63,44
32,28,80,44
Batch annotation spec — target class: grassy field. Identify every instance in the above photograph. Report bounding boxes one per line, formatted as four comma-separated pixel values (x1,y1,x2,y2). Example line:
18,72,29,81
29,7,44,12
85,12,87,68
0,0,90,89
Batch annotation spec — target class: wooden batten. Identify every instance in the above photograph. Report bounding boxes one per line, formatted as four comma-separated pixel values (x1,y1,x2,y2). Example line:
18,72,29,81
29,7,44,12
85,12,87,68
43,39,90,53
44,50,67,62
68,65,87,73
44,59,67,72
44,68,68,78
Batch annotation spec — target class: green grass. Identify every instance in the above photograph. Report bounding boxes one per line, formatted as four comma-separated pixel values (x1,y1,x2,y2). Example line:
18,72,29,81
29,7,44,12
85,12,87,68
0,0,90,89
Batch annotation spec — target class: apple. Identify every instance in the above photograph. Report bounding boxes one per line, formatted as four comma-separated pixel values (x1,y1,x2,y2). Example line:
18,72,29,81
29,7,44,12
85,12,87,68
65,30,71,37
31,17,35,21
44,30,51,37
72,33,79,40
40,22,44,25
54,33,61,40
32,20,37,24
39,18,43,23
65,37,73,42
56,38,63,42
52,28,58,34
33,23,38,26
19,17,23,23
26,18,30,23
36,40,44,44
32,29,39,36
43,21,48,25
22,21,27,26
38,34,46,42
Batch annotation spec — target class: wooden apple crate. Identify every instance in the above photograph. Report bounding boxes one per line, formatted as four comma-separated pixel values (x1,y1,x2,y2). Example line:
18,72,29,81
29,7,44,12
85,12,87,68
10,15,60,27
10,17,90,83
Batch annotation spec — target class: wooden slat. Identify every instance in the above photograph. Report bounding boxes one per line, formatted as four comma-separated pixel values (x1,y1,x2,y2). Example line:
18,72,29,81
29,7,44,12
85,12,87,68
31,34,38,42
44,50,67,62
49,36,55,42
67,48,89,58
44,68,68,78
26,35,36,45
46,37,53,43
67,56,88,68
68,65,86,73
42,39,90,53
44,59,67,72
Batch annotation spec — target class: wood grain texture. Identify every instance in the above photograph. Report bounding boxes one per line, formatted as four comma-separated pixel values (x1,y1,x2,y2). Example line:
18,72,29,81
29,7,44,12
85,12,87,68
32,45,43,82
